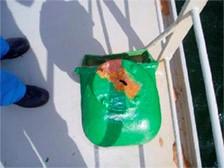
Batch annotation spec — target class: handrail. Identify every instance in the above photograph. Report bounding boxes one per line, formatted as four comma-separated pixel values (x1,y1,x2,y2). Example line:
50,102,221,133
169,0,202,166
146,0,207,61
155,0,184,167
148,0,224,167
191,8,224,167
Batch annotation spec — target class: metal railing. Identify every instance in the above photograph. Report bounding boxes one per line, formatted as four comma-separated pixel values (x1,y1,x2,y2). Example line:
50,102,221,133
192,8,224,167
151,0,224,167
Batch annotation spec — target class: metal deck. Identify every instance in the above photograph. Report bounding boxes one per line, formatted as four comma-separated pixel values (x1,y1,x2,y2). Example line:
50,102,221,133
0,0,206,167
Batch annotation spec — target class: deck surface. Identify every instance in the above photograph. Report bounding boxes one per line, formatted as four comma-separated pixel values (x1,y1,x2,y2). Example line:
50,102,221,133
1,0,176,167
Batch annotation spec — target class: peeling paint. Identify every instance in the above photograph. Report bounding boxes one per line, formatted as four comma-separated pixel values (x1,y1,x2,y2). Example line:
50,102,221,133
97,59,140,98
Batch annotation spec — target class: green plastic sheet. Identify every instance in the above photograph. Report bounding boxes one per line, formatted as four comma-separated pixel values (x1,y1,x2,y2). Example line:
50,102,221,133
75,49,161,147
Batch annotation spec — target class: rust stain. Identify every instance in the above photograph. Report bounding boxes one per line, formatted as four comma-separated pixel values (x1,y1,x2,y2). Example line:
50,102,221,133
184,158,191,168
173,87,183,102
173,142,178,167
173,87,177,102
160,0,170,16
172,142,192,168
97,59,140,98
159,137,164,147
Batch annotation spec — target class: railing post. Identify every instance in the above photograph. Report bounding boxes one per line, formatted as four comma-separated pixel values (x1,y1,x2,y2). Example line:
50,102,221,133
154,0,184,167
192,7,224,167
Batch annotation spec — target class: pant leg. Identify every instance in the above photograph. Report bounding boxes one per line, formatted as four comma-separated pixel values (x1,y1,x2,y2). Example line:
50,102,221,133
0,69,26,106
0,37,10,59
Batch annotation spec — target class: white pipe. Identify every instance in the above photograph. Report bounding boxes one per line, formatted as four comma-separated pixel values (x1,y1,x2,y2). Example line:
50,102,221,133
155,1,184,167
154,0,165,42
23,130,47,168
165,59,184,168
192,8,224,167
170,0,202,166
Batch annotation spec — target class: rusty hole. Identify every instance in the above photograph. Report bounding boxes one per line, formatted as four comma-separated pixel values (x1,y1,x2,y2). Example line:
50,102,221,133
119,79,127,86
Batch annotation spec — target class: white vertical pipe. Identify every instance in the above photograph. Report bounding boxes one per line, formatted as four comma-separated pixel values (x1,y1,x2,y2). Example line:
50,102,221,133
23,130,47,168
192,8,224,167
155,0,184,167
170,0,202,166
164,59,184,168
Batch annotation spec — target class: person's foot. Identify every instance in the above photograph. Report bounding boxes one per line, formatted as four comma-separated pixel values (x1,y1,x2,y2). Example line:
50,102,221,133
15,85,49,108
2,38,30,60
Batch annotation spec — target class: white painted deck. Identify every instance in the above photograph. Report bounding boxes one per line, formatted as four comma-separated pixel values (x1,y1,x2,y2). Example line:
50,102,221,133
1,0,178,167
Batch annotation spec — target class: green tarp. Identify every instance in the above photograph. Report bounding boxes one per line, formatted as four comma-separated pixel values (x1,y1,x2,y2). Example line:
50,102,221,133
75,49,161,147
